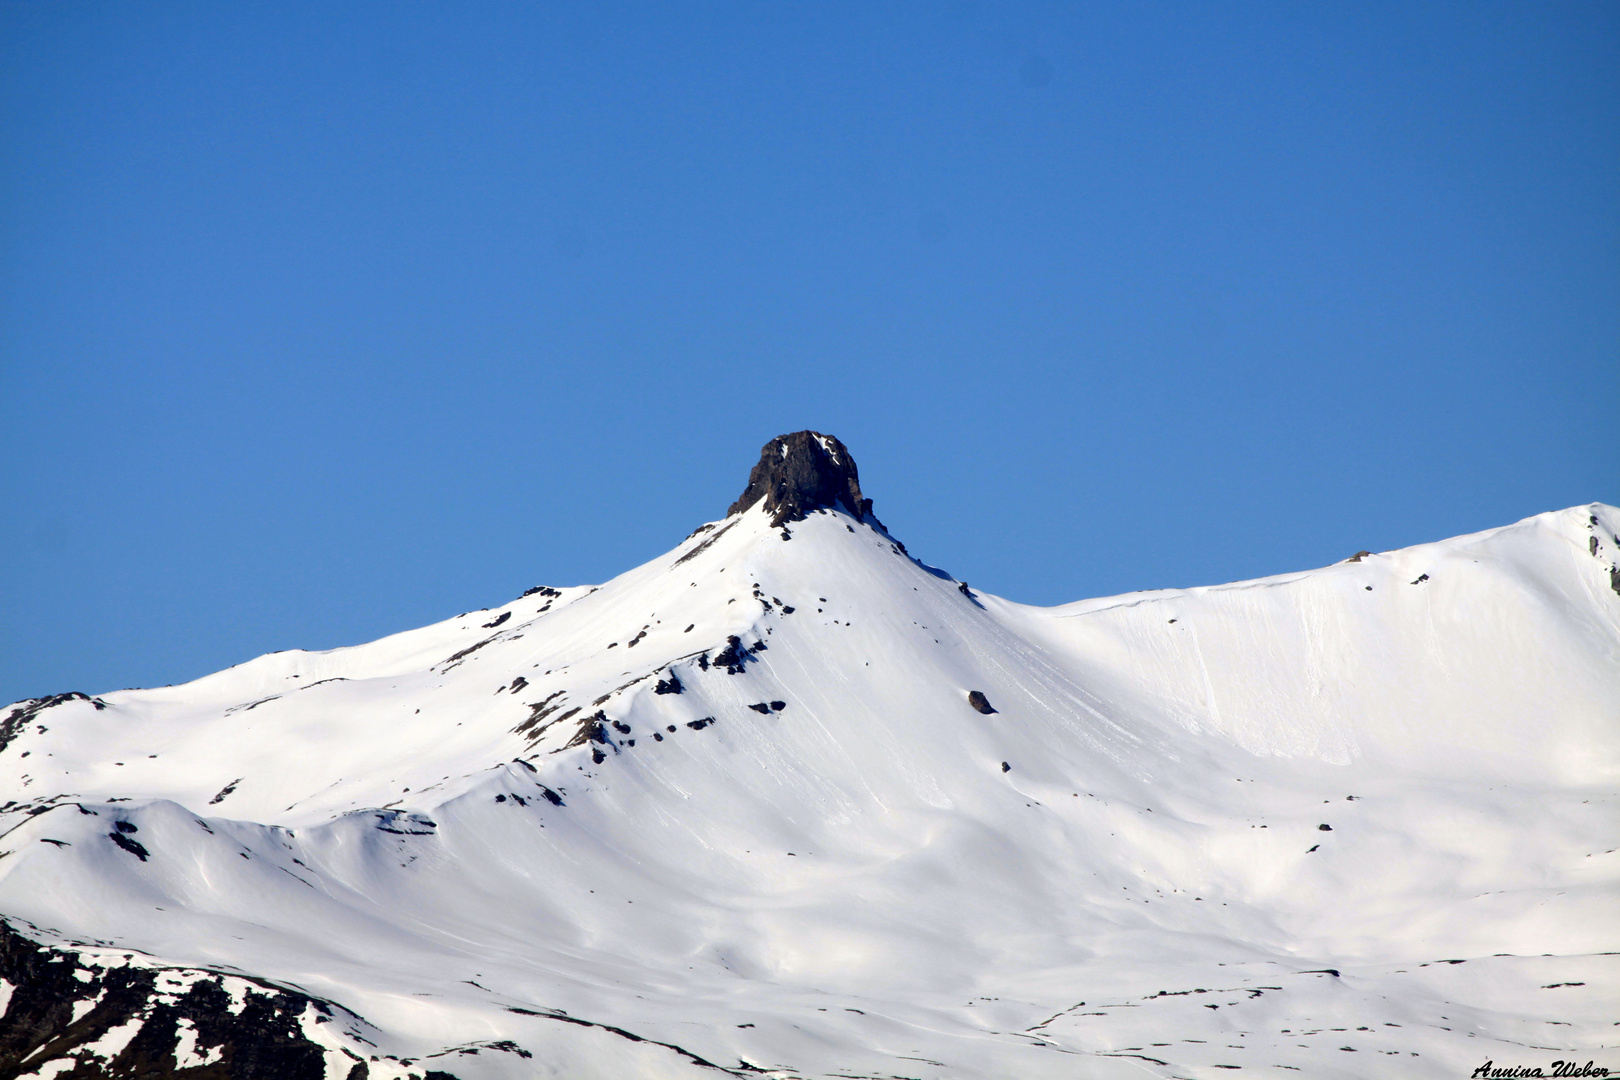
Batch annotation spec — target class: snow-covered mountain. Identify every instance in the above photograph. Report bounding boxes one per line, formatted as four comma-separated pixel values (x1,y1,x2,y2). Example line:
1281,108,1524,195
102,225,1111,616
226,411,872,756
2,432,1617,1080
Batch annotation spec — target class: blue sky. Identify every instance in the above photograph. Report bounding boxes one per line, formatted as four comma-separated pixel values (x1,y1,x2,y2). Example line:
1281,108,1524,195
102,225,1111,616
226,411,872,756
2,2,1615,705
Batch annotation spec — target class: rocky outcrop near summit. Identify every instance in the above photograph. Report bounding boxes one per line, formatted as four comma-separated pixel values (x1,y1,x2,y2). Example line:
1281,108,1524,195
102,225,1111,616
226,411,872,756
726,431,878,528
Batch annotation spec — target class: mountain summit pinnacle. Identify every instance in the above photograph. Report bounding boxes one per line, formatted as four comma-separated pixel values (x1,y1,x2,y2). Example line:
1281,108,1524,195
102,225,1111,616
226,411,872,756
727,431,879,528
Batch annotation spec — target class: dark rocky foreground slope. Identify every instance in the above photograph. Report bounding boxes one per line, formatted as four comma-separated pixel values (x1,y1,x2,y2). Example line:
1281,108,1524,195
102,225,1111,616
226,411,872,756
0,920,454,1080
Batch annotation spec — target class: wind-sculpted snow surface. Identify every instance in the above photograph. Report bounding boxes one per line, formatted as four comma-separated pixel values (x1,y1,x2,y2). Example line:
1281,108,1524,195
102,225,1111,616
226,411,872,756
1,437,1616,1078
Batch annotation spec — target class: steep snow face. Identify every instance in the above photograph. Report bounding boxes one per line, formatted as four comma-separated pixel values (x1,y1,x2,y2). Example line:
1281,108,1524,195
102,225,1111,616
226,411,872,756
1,493,1617,1080
1011,507,1620,778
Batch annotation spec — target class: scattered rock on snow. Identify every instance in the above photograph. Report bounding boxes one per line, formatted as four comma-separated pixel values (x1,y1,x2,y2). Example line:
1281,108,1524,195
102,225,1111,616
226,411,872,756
0,693,107,754
209,778,242,805
108,831,150,860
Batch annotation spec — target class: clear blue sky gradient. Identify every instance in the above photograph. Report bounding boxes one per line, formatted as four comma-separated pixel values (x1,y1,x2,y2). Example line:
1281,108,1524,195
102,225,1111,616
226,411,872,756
2,3,1616,705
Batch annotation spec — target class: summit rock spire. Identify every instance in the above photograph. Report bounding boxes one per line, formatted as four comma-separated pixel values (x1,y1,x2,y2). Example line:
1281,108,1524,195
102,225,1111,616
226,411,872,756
727,431,878,528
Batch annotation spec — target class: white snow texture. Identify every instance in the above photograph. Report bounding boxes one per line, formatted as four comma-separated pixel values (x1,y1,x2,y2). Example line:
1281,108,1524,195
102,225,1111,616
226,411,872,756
2,488,1617,1079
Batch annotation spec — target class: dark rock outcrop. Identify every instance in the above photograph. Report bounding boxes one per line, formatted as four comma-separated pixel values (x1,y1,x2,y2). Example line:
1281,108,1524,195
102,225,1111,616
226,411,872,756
727,431,881,528
967,691,997,715
710,636,763,675
0,918,377,1079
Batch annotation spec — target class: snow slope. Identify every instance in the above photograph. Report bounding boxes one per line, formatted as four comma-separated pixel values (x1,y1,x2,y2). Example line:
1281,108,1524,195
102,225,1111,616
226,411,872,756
2,438,1616,1080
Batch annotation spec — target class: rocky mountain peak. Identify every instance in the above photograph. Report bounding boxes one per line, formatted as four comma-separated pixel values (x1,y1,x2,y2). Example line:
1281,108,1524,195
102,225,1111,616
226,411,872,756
726,431,878,528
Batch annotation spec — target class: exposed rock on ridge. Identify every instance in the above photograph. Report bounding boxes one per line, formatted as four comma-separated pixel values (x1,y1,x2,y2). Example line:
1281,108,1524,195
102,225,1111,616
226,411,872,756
726,431,880,528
